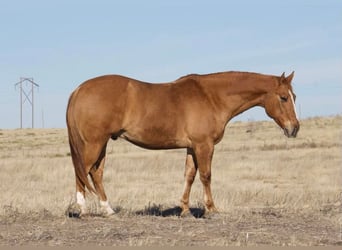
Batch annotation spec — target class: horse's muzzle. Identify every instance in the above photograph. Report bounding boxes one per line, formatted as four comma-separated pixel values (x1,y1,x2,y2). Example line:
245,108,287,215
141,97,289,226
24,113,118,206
283,124,300,138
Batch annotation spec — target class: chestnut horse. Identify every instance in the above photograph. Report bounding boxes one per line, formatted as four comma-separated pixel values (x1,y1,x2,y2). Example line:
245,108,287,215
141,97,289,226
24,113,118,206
66,71,299,217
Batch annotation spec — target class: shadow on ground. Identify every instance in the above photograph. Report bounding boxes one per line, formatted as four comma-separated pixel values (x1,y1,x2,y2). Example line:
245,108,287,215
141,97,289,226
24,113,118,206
135,204,205,218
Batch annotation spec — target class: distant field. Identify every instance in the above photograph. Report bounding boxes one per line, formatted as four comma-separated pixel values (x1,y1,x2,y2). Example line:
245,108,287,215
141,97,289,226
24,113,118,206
0,116,341,246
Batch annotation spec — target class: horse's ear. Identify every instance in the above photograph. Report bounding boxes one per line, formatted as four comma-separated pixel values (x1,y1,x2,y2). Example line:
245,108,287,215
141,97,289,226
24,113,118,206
280,71,294,85
279,72,286,84
286,71,295,83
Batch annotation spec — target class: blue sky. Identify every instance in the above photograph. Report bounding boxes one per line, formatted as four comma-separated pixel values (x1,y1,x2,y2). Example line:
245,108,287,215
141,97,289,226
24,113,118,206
0,0,341,128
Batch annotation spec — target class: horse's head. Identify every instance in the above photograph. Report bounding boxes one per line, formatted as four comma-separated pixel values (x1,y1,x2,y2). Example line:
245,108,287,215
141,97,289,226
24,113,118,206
264,71,300,138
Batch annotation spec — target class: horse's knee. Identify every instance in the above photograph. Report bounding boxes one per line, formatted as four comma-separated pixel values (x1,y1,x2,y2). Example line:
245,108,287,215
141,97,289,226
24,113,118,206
199,171,211,185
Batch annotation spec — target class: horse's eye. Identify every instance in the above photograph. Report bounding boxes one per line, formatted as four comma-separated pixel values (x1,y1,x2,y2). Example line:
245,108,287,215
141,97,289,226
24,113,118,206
280,96,288,102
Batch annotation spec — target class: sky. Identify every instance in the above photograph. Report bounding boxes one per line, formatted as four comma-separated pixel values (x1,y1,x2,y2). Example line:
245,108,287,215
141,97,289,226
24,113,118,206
0,0,341,129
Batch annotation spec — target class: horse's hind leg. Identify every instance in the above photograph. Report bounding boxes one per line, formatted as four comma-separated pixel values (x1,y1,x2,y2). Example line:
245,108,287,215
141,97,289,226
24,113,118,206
89,144,114,216
74,182,87,217
72,140,112,217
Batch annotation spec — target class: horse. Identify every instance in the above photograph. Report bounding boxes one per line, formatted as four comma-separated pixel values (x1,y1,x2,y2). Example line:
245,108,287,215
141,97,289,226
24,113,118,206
66,71,299,218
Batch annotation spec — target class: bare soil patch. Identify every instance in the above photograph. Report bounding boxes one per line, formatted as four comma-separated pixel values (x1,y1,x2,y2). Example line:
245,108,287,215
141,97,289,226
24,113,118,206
0,205,341,246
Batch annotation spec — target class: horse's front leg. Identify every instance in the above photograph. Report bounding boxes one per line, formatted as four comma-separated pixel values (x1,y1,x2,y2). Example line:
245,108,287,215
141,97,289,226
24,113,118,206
180,148,197,217
193,142,218,216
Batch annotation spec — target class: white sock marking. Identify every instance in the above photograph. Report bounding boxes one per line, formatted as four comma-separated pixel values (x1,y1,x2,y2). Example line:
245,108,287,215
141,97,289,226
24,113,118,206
100,200,114,215
76,191,85,206
76,191,87,214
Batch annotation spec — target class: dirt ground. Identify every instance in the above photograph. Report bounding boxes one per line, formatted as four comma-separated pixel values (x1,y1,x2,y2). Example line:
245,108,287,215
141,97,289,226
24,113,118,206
0,204,341,246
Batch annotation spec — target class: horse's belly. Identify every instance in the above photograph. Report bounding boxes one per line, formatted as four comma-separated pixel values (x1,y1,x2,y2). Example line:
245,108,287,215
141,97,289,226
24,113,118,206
120,127,189,150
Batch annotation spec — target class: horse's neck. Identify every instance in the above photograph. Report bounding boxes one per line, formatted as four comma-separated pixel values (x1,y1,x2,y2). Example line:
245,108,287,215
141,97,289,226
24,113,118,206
198,73,276,120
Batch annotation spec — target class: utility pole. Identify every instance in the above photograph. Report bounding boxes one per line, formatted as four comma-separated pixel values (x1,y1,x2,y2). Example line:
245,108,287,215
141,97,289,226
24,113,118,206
14,77,39,129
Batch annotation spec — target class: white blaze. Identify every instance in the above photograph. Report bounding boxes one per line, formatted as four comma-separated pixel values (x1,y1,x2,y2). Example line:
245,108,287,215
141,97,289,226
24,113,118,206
288,90,298,120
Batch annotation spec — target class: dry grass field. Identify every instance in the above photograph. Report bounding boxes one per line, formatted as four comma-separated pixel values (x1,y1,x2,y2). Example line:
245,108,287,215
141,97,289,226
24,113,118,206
0,115,341,246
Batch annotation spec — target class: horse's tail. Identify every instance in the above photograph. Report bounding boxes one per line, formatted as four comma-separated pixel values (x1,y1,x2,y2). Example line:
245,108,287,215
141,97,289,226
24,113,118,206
66,90,95,194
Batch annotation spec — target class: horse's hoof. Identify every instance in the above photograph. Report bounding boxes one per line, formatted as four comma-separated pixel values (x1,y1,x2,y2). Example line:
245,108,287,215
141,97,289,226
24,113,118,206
99,200,116,218
101,211,116,218
66,203,82,218
180,210,194,218
65,203,88,218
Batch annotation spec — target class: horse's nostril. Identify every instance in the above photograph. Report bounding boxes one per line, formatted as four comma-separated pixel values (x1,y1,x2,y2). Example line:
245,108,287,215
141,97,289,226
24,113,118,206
290,126,299,138
293,125,299,137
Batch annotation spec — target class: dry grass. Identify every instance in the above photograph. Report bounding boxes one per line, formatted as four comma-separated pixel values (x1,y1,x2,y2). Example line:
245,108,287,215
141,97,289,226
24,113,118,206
0,116,341,246
0,115,340,215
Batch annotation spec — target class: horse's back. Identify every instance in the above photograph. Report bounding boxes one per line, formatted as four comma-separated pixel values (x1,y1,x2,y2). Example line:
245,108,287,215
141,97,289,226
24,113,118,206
67,74,214,148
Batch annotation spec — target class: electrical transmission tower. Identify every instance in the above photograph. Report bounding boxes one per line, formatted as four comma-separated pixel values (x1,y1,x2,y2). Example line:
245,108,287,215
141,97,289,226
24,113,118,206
14,77,39,129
